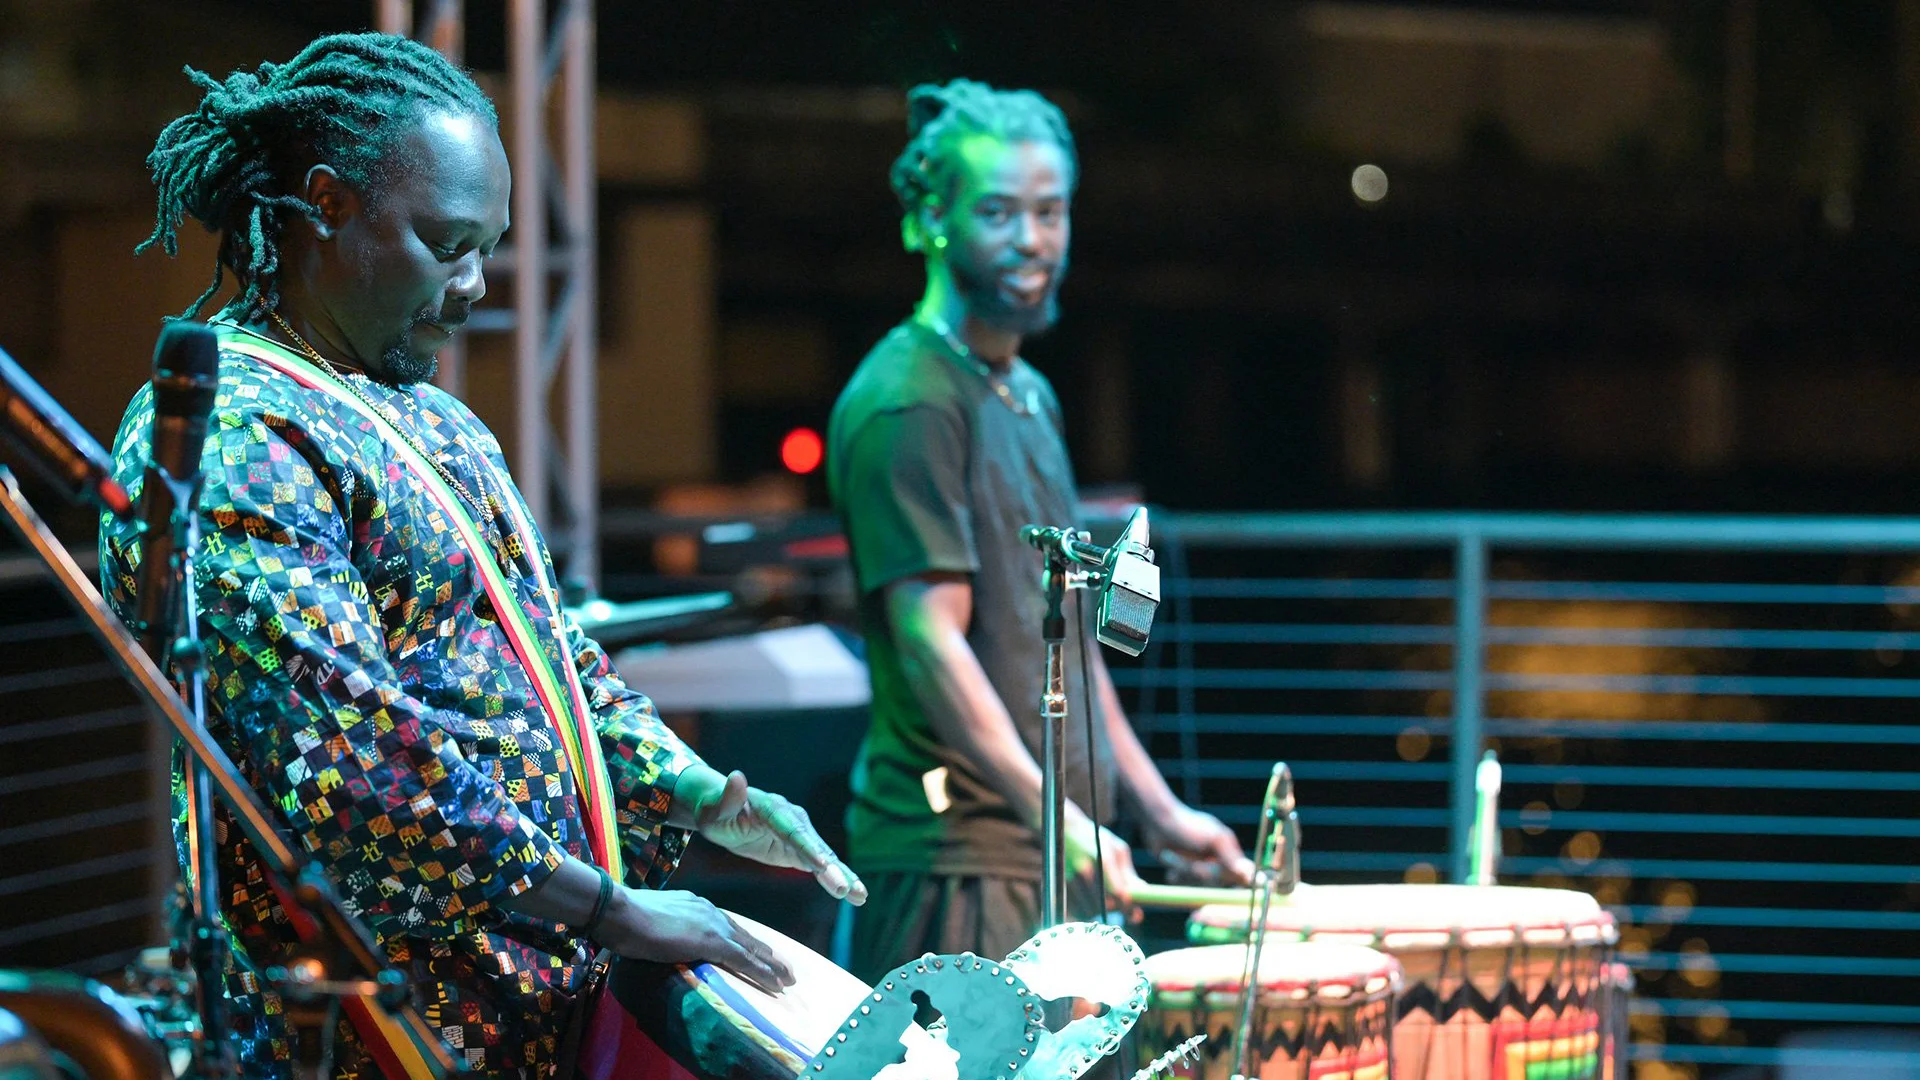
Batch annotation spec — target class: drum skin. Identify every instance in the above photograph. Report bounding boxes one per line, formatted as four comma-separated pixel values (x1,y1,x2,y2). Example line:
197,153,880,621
578,913,938,1080
1137,942,1400,1080
1188,885,1621,1080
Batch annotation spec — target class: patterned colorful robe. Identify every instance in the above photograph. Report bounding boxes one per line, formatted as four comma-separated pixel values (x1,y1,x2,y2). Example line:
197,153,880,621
99,324,697,1078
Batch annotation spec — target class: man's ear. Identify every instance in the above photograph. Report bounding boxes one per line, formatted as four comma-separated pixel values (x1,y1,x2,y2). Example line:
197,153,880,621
905,200,945,255
302,165,356,241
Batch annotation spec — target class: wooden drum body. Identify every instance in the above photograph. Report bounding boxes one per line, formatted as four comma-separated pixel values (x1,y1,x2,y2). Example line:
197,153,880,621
1139,941,1401,1080
1189,885,1622,1080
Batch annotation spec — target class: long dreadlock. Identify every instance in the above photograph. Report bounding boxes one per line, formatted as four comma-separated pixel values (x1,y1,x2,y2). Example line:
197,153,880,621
138,31,496,320
888,78,1078,251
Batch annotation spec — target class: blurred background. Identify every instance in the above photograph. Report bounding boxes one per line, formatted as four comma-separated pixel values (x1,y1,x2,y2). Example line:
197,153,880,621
3,2,1920,1078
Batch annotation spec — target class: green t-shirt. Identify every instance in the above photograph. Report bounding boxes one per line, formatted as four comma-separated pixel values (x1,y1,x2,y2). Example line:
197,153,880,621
827,321,1115,879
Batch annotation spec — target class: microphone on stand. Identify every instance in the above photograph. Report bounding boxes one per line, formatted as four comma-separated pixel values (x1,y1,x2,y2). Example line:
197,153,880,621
1020,506,1163,656
132,321,219,659
0,346,133,517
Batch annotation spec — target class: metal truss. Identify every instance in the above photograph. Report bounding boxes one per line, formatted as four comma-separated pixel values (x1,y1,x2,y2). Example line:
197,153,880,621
376,0,601,589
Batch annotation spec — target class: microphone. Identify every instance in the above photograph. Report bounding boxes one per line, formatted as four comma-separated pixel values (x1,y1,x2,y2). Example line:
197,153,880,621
133,321,220,658
0,345,134,516
1022,506,1163,656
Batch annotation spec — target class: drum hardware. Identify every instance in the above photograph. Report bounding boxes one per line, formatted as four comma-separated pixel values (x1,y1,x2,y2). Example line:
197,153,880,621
579,913,1146,1080
0,971,172,1080
1129,1035,1205,1080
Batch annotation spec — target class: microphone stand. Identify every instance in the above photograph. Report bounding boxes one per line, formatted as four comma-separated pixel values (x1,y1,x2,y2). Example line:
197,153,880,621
130,453,233,1079
1027,525,1134,929
0,467,457,1079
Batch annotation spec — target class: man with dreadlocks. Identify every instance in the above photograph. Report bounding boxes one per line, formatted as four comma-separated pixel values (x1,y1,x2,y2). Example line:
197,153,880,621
826,79,1252,983
100,32,863,1078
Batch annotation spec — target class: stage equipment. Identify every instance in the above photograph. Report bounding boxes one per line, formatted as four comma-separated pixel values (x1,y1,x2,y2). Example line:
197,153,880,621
0,347,131,517
0,971,170,1080
1187,885,1622,1080
1227,764,1299,1080
1021,507,1161,929
1138,942,1400,1080
565,590,732,647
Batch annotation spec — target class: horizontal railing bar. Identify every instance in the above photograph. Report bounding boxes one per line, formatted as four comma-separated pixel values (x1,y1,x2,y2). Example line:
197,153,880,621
1629,951,1920,977
1166,511,1920,550
1175,579,1453,600
0,617,83,645
1501,764,1920,789
1168,759,1920,789
1611,905,1920,931
1170,760,1448,781
1501,809,1920,837
59,947,149,978
1629,1044,1920,1066
1503,855,1920,884
0,705,148,746
0,898,153,949
1168,577,1920,605
0,802,149,846
1632,997,1920,1023
1296,851,1438,872
0,753,151,796
0,849,162,897
0,661,118,695
1271,806,1920,837
1166,622,1920,651
1156,712,1920,744
1121,667,1920,697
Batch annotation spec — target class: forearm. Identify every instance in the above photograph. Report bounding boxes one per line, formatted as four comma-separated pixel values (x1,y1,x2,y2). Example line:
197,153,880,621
495,853,607,928
1094,651,1179,820
900,625,1095,833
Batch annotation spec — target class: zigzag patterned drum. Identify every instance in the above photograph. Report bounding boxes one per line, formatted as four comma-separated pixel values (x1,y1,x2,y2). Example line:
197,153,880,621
1187,885,1625,1080
1139,941,1401,1080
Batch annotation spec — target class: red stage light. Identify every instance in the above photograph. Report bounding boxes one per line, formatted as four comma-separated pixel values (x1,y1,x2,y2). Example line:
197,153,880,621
781,427,824,474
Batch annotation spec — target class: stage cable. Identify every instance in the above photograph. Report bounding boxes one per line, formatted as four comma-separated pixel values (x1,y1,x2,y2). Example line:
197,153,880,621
1073,587,1111,925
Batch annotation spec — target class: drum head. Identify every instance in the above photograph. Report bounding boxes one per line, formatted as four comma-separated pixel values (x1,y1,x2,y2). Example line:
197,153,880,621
1189,885,1617,950
1146,942,1401,1006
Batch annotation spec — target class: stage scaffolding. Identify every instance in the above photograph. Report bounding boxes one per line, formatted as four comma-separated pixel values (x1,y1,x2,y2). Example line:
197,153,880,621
376,0,601,589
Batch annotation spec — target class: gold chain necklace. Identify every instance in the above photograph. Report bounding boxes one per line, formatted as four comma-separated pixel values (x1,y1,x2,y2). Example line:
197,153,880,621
918,314,1037,416
266,311,522,577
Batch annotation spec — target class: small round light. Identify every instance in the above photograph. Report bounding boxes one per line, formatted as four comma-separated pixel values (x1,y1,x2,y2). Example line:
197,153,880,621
781,427,824,474
1350,163,1389,204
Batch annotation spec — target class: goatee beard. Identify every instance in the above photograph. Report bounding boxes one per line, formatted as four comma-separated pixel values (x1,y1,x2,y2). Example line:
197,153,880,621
952,260,1065,338
380,340,439,385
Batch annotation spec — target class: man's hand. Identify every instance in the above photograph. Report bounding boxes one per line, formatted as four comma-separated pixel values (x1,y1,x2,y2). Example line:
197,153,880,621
597,886,794,995
1066,815,1143,905
685,766,869,905
1145,802,1255,886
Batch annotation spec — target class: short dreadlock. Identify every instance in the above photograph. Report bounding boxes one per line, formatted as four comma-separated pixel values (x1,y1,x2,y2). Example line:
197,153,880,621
138,31,497,320
888,78,1078,251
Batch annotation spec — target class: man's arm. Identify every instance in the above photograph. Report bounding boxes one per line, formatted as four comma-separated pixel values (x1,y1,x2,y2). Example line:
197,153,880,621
887,572,1139,898
561,614,864,903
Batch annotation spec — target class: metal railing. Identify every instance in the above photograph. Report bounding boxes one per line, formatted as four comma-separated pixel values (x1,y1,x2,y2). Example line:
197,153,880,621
1113,511,1920,1072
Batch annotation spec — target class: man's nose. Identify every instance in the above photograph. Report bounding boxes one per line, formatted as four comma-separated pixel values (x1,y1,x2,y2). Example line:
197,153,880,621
449,250,487,304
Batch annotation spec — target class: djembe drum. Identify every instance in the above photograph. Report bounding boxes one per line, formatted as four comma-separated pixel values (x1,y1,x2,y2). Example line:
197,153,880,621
1138,941,1401,1080
1188,885,1621,1080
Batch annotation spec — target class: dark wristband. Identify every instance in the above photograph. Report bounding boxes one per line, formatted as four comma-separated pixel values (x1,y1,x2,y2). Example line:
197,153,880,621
580,865,615,941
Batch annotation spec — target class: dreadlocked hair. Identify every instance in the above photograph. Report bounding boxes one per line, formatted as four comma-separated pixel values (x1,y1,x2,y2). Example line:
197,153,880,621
138,31,497,320
888,78,1078,249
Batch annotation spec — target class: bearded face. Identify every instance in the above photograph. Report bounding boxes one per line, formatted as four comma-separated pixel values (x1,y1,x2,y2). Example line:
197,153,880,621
931,135,1072,338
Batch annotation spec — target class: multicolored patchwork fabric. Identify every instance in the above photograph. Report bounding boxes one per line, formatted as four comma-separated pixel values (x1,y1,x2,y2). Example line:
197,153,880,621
100,331,700,1079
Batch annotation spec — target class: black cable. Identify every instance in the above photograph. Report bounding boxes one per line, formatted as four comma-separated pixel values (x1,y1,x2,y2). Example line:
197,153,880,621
1073,586,1111,925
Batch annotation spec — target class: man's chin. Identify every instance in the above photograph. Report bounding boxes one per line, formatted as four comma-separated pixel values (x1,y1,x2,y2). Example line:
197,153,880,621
379,344,440,386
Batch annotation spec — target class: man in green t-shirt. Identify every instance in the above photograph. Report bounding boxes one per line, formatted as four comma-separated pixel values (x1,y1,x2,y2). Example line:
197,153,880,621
827,78,1253,983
